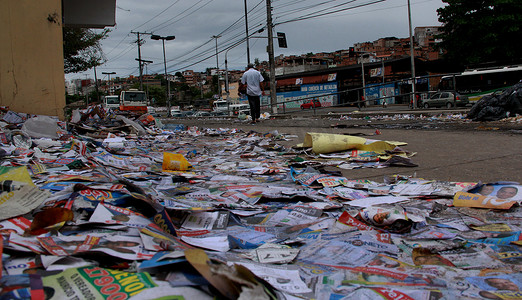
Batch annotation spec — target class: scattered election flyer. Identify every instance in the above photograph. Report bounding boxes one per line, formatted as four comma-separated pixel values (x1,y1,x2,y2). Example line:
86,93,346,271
42,266,157,300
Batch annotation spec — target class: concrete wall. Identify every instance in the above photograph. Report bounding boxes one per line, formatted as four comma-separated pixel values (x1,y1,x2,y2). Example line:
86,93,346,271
0,0,65,119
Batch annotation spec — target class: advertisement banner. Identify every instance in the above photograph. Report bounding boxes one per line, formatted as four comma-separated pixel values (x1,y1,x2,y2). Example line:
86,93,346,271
277,83,338,109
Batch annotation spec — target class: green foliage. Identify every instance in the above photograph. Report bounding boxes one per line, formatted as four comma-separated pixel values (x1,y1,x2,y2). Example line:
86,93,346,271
437,0,522,67
63,28,109,74
147,86,166,106
65,93,84,105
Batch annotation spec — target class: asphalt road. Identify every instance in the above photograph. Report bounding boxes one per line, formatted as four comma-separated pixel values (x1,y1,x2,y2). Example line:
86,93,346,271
161,106,522,184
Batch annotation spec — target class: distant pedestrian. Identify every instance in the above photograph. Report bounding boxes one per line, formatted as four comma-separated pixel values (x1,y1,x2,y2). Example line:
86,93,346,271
241,63,265,124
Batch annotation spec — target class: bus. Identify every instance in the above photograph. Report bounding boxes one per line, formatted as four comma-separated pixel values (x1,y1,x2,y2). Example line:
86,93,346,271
439,65,522,102
119,89,148,113
102,95,120,110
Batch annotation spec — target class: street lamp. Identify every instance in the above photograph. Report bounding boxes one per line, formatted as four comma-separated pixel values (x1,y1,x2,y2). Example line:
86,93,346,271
151,34,175,116
102,72,116,95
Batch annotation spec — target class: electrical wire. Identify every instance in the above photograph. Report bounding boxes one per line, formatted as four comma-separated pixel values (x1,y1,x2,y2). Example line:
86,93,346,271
275,0,386,25
105,0,391,76
132,0,182,31
147,0,216,33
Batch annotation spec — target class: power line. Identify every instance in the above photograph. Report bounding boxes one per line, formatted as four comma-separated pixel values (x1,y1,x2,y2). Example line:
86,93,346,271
132,0,182,31
147,0,216,33
275,0,386,25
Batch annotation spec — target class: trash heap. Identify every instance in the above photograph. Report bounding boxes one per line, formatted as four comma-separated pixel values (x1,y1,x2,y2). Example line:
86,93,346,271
1,106,521,300
467,83,522,122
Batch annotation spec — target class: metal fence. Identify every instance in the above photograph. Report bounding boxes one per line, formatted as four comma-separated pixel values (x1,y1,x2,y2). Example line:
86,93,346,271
260,73,447,115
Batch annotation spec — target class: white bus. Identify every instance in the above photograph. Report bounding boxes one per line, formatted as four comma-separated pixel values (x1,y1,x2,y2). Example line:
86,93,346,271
212,99,250,116
439,65,522,102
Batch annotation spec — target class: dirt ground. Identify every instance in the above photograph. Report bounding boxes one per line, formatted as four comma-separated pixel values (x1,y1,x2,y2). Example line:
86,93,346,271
164,115,522,184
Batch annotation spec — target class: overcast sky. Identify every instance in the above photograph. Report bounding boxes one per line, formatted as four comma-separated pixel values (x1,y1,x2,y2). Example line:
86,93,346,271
66,0,446,81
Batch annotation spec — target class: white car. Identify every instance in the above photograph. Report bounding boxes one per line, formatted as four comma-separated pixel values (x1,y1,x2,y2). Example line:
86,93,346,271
170,108,182,117
147,106,156,115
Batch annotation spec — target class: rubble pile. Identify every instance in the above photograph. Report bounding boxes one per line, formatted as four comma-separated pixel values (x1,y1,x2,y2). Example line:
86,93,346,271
0,106,521,299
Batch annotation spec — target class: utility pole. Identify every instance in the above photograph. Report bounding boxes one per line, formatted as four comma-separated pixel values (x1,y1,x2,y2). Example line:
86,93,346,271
93,65,99,105
131,31,152,91
244,0,251,64
266,0,277,114
212,35,222,98
407,0,417,108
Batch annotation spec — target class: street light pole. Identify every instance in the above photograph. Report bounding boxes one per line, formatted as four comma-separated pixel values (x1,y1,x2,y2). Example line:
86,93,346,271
151,35,175,116
102,72,116,95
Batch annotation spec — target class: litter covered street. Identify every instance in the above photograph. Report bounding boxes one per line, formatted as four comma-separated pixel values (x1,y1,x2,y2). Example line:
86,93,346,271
1,106,522,300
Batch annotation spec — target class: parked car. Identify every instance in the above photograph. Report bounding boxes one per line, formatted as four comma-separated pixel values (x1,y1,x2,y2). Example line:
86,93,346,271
421,92,469,108
300,99,321,109
182,110,195,117
147,106,157,115
193,111,211,117
170,109,182,117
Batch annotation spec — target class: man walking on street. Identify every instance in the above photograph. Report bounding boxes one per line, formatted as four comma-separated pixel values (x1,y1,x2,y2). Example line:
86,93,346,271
241,63,264,123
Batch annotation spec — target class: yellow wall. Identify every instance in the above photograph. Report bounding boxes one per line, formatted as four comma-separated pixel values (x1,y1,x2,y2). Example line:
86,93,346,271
0,0,65,119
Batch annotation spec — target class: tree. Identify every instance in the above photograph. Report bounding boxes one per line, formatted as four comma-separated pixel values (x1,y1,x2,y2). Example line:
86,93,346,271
147,86,167,106
63,28,109,73
436,0,522,68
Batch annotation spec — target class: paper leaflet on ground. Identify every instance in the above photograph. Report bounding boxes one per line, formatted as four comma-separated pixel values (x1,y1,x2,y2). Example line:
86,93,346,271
263,206,323,227
467,183,522,201
181,235,230,252
227,226,278,249
438,245,505,269
0,216,31,235
180,211,229,231
297,132,406,154
139,226,192,252
239,243,300,264
40,255,94,271
453,191,517,209
357,206,425,233
88,203,159,229
0,166,51,221
138,251,186,273
298,238,377,268
91,150,155,171
342,268,449,290
229,261,312,295
41,266,157,300
37,234,154,260
323,230,398,256
184,248,279,299
4,256,41,275
0,274,45,299
345,195,410,208
208,184,265,205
